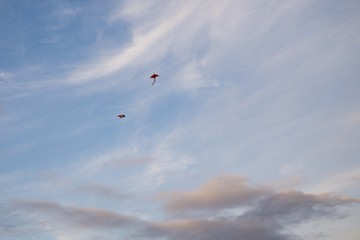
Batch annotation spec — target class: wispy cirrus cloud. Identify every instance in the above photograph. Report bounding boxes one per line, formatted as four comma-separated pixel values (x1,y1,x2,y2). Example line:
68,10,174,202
67,1,195,85
65,0,267,89
74,135,194,189
79,147,150,176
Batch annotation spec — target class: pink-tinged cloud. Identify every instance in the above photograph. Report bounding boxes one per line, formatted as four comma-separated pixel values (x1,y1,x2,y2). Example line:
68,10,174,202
147,175,360,240
3,175,359,240
159,175,272,214
160,175,359,217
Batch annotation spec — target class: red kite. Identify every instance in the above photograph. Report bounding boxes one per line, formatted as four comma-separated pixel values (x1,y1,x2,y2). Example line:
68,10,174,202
118,114,125,119
150,73,159,85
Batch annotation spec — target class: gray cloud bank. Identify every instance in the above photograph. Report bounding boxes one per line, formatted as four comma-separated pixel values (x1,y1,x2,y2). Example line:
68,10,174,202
1,175,358,240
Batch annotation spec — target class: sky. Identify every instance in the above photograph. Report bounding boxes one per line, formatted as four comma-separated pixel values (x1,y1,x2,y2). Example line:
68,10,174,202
0,0,359,239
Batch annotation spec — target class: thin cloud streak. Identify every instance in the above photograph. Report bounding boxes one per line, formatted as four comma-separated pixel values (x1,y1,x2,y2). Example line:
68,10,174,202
76,182,132,201
12,199,142,229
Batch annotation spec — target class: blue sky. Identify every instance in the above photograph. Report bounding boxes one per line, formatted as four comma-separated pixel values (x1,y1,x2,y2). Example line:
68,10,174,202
1,0,359,239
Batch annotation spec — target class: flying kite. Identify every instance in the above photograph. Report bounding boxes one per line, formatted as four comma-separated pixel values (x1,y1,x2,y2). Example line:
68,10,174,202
150,73,159,85
117,114,125,119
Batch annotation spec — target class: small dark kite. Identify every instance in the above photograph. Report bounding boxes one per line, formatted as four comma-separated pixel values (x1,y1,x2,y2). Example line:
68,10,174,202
118,114,125,119
150,73,159,86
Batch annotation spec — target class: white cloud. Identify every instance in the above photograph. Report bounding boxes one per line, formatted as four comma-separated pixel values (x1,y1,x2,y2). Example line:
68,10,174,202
78,142,152,176
171,61,219,91
67,2,195,85
49,0,81,18
280,164,300,176
142,147,194,188
308,168,360,194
